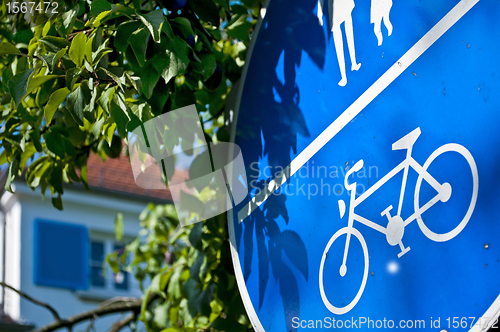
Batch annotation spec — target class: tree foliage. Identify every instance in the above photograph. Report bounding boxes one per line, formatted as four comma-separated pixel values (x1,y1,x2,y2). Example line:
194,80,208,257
111,203,249,331
0,0,263,330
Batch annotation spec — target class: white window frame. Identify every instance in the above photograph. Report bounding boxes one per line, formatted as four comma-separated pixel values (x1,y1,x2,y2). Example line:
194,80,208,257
75,231,142,301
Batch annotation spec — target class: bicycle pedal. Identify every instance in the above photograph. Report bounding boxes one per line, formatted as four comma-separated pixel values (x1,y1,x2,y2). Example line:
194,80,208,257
397,246,411,258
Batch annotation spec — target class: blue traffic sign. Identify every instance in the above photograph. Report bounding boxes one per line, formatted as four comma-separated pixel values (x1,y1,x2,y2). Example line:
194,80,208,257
228,0,500,331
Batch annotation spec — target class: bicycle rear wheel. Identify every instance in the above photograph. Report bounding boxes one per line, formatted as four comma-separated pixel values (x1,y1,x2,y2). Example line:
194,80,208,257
414,143,478,242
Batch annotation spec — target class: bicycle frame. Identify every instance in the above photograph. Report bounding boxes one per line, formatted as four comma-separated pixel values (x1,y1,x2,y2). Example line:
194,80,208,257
340,134,448,272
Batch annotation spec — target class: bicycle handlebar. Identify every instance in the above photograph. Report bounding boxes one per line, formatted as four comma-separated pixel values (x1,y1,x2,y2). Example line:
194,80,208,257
344,160,364,190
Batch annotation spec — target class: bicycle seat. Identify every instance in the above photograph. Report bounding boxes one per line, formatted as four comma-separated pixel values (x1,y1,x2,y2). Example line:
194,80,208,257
392,127,421,151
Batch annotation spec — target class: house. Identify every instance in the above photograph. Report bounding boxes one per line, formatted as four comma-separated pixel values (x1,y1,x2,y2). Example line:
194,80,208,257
0,152,174,331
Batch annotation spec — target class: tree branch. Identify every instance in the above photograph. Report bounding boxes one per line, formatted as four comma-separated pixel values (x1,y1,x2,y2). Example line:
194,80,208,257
34,300,142,332
107,312,138,332
0,282,61,322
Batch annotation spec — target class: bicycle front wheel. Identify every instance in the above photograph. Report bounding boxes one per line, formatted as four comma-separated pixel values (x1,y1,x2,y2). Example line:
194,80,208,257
414,143,478,242
319,227,369,315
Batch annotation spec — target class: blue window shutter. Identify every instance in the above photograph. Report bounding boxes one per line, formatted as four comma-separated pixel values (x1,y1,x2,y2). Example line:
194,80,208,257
34,219,89,290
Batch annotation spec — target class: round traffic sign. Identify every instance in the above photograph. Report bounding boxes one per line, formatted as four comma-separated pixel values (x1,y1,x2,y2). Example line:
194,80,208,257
229,0,500,331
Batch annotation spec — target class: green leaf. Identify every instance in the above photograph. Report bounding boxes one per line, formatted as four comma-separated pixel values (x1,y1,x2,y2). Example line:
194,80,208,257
14,28,33,45
138,10,164,43
8,69,34,107
92,10,112,27
188,222,203,250
189,251,206,282
227,15,253,42
26,156,51,189
106,252,120,273
40,36,71,52
44,88,70,124
157,37,189,84
147,80,170,112
105,124,117,146
100,68,124,92
192,53,216,80
90,0,112,17
53,48,68,68
61,8,78,30
63,137,76,159
98,87,116,114
128,28,150,66
69,33,87,67
230,4,248,15
216,126,230,142
39,48,66,74
110,94,131,137
189,0,220,26
183,278,201,317
196,281,215,317
140,63,160,99
125,72,140,92
80,80,95,122
115,212,124,242
114,21,142,53
150,270,170,298
171,17,194,38
0,42,20,56
173,85,195,109
44,131,66,159
91,40,113,65
140,288,152,322
80,164,89,189
214,0,229,11
19,143,37,172
65,67,82,91
124,46,141,72
27,75,58,96
104,134,122,158
39,53,55,73
162,20,174,40
49,162,64,194
241,0,261,8
5,151,20,193
167,265,184,300
29,129,43,153
66,86,87,125
153,303,169,328
85,35,95,64
111,3,136,16
51,194,63,210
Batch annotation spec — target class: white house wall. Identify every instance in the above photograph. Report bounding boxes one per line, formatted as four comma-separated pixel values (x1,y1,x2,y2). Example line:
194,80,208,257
1,190,22,322
5,182,155,330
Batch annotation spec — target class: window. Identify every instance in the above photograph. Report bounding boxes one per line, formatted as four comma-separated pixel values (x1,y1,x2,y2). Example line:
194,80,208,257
34,220,139,299
113,245,129,291
90,241,105,287
88,238,131,292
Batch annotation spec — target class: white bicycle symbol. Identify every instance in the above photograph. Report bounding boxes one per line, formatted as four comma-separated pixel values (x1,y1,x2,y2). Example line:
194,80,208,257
319,127,479,315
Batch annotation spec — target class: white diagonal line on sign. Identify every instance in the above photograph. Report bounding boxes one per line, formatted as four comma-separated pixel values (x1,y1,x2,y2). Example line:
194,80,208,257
237,0,480,223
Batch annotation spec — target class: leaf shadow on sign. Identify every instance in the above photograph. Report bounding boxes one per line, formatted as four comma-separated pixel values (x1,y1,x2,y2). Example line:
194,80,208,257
232,0,326,330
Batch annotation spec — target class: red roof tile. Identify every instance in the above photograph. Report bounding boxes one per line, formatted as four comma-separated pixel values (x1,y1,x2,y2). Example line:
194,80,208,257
85,152,190,202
